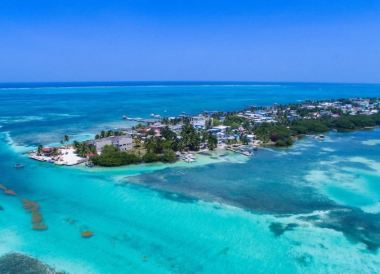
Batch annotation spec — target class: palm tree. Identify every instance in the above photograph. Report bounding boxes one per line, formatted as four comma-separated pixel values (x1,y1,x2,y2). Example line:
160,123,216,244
61,135,70,148
207,135,217,150
37,145,43,156
106,130,113,137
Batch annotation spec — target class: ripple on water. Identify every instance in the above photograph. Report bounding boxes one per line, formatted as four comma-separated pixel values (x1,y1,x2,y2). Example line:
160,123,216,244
362,139,380,146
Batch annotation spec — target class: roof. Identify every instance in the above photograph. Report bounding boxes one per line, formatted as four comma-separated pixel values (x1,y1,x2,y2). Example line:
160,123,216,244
212,125,229,130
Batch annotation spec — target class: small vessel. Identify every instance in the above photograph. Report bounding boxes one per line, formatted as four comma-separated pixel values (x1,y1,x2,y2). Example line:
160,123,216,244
181,153,196,163
315,134,325,141
14,163,25,169
242,151,253,156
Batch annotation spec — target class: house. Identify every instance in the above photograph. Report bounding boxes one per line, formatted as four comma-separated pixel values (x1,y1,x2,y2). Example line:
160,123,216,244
41,147,54,156
216,132,226,143
169,124,183,133
246,134,256,143
209,125,229,133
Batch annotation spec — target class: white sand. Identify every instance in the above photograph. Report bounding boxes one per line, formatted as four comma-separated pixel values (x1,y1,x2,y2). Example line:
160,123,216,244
54,147,85,166
29,147,85,166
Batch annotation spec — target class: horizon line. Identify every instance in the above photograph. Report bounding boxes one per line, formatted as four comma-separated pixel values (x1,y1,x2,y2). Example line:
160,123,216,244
1,80,380,87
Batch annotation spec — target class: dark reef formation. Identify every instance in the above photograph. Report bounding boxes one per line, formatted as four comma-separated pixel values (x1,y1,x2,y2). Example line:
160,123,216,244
21,199,48,231
299,209,380,251
269,222,298,236
0,253,63,274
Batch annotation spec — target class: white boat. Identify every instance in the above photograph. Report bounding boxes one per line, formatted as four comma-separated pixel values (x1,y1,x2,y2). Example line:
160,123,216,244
242,151,252,156
181,153,196,163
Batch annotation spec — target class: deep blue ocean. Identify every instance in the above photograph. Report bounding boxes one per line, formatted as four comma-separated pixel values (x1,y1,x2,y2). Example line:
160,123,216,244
0,82,380,273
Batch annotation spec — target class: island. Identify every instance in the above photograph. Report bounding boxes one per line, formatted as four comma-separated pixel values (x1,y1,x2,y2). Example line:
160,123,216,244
29,97,380,167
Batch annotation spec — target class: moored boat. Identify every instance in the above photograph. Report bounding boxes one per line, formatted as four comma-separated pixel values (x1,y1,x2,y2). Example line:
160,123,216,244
14,163,25,169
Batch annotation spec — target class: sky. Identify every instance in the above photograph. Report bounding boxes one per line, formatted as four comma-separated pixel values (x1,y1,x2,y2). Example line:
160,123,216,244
0,0,379,83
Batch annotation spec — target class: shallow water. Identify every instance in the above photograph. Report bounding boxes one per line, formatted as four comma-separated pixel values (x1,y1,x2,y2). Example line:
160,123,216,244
1,83,380,273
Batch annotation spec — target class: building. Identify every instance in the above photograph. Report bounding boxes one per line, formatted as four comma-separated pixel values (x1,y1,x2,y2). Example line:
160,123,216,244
90,135,133,154
191,115,208,129
209,125,229,133
246,134,256,143
41,147,54,156
169,124,183,133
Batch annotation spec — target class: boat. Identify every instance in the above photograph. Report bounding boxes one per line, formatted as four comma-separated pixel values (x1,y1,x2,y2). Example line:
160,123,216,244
150,113,161,118
14,163,25,169
315,134,325,141
85,161,94,167
181,153,196,163
242,151,253,156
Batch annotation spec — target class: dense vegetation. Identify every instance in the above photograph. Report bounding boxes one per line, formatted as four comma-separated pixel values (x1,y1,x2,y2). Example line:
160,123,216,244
223,114,248,129
290,119,330,134
332,114,379,131
94,130,124,139
90,144,177,167
290,113,380,134
214,110,380,147
254,124,293,147
91,145,141,167
73,141,97,157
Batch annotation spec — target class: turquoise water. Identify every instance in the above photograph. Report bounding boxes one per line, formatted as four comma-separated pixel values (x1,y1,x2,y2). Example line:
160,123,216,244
1,83,380,273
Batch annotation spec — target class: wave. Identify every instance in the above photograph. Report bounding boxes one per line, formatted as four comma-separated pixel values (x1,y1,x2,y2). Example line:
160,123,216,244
0,116,44,124
0,131,34,153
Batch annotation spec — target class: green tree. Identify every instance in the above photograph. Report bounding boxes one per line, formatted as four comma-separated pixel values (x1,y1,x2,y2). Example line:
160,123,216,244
161,126,177,141
37,145,43,155
207,134,218,150
240,134,249,145
333,117,355,131
180,123,201,151
142,152,159,163
161,149,177,163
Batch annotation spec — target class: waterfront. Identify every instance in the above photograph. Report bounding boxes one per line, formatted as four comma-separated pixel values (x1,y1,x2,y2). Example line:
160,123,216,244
1,83,380,273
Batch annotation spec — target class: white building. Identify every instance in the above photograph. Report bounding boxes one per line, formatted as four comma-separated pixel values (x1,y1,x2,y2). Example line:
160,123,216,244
210,125,229,133
191,115,207,129
91,135,133,154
